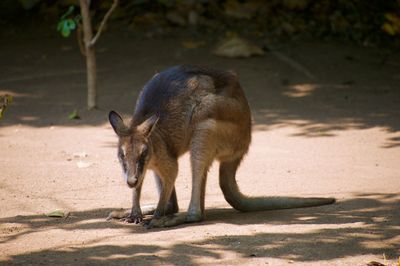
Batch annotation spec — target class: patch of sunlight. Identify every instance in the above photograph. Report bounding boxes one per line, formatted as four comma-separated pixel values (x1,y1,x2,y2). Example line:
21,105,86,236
24,217,53,223
283,84,317,98
261,243,282,249
0,90,35,98
19,116,39,122
89,253,153,260
297,216,318,221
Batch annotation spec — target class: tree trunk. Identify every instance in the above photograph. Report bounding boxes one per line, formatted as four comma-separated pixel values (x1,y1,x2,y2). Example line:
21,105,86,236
79,0,97,109
85,48,97,109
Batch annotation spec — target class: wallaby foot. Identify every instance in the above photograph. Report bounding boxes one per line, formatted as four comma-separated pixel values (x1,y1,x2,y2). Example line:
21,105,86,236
143,210,203,229
144,213,186,229
185,209,204,223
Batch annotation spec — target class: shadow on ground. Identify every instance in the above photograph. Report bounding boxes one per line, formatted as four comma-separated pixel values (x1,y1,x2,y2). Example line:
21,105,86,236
1,193,399,265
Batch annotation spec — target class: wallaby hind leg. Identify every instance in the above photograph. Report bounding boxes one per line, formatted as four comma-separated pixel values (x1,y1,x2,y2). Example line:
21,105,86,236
146,147,212,228
186,164,208,222
154,172,179,214
186,127,216,223
149,157,178,222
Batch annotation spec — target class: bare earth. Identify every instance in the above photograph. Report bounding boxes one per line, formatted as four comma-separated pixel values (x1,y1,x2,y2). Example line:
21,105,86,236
0,32,399,265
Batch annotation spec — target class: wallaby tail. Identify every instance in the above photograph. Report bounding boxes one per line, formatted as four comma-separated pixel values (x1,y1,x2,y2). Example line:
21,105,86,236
219,159,335,212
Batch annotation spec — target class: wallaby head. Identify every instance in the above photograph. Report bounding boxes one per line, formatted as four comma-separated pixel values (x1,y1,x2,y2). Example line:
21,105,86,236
108,111,159,188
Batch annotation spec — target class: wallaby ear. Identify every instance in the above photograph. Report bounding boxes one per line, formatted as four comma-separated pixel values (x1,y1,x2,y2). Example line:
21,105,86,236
137,115,159,137
109,111,128,137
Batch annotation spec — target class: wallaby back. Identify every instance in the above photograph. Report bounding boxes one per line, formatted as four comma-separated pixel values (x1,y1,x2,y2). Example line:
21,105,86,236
130,65,252,159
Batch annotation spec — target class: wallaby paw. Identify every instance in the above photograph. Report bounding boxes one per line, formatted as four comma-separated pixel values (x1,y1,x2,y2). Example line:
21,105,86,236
122,213,143,224
144,214,186,229
106,209,144,224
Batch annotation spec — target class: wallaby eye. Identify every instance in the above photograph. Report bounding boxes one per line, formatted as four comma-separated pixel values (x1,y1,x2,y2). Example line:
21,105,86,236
118,149,127,172
141,146,148,158
139,149,147,163
137,145,148,166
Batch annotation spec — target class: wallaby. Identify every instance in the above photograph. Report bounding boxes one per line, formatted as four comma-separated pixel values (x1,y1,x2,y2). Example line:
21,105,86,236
108,65,335,228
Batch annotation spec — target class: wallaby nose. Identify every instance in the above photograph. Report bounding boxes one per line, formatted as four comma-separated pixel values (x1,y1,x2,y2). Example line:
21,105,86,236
127,177,138,188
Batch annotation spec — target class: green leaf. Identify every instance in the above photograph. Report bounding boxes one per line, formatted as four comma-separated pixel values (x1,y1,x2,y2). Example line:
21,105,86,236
65,19,76,30
61,26,71,37
68,109,81,120
57,19,77,37
57,5,79,37
46,210,66,218
57,21,63,32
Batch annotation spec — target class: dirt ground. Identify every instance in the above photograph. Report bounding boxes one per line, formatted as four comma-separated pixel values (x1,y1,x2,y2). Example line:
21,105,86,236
0,29,399,265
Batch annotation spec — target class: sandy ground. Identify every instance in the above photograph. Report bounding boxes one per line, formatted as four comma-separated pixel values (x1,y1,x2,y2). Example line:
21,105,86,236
0,31,399,265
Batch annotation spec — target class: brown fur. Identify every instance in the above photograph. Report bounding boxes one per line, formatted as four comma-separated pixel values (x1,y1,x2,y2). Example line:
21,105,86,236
109,65,334,228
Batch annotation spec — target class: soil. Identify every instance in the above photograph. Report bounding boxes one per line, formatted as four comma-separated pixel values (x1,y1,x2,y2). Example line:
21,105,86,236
0,28,399,265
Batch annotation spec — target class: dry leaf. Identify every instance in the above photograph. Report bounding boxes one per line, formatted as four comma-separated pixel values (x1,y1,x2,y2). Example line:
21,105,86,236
68,109,80,120
73,152,88,158
182,40,205,49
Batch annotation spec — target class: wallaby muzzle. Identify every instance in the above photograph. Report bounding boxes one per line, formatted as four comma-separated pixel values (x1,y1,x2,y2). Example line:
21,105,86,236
127,176,138,188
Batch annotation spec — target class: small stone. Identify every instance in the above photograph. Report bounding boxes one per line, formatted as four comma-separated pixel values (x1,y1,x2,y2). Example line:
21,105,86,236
77,161,92,168
214,36,264,58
